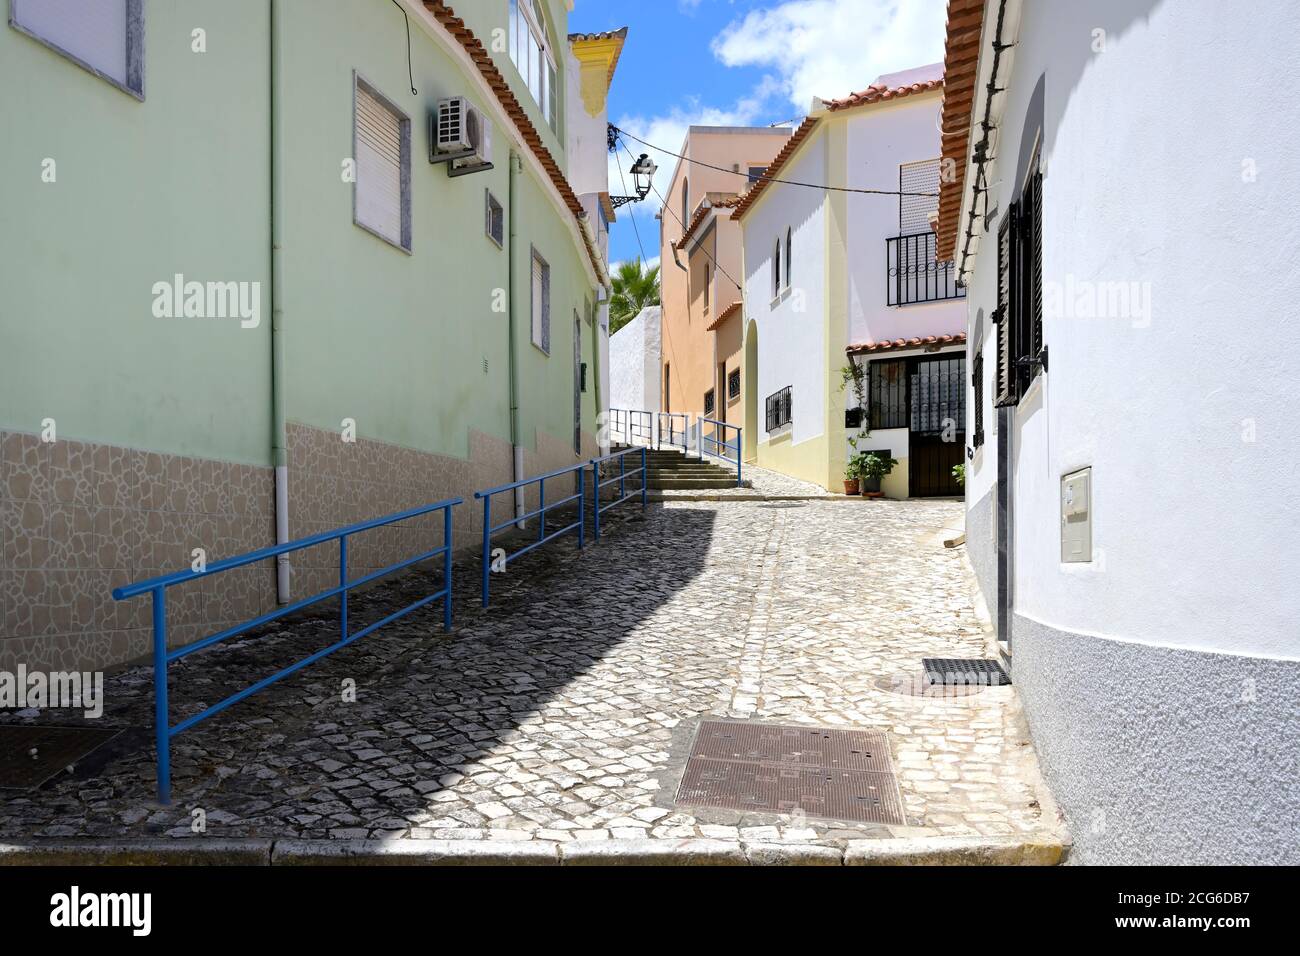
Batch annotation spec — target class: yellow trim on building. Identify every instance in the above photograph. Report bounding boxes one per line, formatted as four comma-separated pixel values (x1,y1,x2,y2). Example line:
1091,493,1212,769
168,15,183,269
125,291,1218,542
569,34,625,116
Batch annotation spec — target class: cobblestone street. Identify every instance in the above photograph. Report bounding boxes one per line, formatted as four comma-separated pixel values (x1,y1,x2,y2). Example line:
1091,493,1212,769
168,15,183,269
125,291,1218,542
0,498,1063,859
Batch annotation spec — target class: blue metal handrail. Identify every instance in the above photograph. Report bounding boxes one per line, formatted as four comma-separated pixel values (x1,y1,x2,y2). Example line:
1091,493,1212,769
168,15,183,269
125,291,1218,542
658,412,689,453
609,407,652,446
475,462,586,608
590,446,648,540
699,417,743,487
112,496,462,804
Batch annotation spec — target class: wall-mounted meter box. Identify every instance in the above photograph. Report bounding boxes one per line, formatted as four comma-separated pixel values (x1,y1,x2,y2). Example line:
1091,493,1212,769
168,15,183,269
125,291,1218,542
1061,467,1092,563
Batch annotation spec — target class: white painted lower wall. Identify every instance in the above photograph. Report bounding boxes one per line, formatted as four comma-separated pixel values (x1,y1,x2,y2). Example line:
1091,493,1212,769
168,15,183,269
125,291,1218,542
608,305,660,414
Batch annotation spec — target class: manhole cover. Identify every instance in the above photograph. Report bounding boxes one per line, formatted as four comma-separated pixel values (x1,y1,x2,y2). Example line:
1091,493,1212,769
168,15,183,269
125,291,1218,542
922,658,1010,687
675,720,905,825
691,721,892,772
0,725,123,790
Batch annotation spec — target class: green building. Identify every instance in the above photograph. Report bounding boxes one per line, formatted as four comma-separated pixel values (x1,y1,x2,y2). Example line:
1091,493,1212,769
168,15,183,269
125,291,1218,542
0,0,613,674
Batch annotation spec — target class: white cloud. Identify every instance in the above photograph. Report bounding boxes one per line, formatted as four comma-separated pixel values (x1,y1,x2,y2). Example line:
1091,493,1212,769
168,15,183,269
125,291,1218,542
711,0,947,113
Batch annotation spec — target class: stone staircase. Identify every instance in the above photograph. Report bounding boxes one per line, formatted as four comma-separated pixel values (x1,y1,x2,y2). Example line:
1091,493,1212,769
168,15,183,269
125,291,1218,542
611,445,744,490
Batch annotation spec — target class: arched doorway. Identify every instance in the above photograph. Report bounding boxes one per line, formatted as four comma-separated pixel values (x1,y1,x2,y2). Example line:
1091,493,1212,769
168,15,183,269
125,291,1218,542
743,319,758,462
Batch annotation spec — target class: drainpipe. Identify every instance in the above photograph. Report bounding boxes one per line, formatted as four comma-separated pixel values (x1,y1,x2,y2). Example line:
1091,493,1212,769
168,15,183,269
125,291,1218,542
508,150,524,523
270,0,290,602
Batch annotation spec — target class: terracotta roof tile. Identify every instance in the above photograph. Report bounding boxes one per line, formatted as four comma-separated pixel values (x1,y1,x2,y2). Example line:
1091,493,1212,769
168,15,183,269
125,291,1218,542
425,2,605,282
935,0,986,263
845,333,966,356
730,117,817,221
674,197,739,250
706,300,743,332
820,75,943,112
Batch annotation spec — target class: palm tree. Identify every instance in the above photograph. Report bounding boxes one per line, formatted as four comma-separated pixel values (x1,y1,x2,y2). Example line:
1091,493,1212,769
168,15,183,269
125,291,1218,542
608,259,661,335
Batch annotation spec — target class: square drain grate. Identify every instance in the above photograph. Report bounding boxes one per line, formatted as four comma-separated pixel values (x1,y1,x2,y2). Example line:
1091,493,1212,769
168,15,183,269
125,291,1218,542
0,725,123,790
675,720,905,825
922,657,1011,687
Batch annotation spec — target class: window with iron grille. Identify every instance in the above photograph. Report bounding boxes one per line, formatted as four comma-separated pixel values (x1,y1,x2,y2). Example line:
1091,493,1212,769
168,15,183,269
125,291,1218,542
728,367,741,400
868,359,908,429
972,351,985,447
994,162,1045,406
703,389,715,416
765,386,792,432
485,190,504,247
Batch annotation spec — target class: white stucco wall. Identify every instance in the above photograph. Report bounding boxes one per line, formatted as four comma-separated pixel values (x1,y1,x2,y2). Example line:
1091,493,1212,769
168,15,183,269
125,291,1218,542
609,305,660,413
844,88,967,348
959,0,1300,864
742,134,828,448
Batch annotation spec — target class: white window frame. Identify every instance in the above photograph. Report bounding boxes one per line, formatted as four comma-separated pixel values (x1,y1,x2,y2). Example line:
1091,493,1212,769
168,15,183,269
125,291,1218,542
509,0,558,133
9,0,145,99
531,246,551,354
352,72,412,253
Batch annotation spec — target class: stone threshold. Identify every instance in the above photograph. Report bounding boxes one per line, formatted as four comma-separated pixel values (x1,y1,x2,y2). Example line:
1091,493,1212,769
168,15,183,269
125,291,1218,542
0,835,1068,866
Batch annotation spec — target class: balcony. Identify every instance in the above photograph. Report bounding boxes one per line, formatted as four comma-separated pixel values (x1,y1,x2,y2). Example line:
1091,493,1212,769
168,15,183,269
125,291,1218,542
886,232,964,306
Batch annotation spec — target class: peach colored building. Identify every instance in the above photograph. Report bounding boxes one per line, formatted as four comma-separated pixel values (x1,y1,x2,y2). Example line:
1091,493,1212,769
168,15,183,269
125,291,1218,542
658,127,792,422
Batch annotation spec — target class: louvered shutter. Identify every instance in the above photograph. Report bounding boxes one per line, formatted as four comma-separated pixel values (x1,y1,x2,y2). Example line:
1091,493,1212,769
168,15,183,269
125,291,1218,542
355,86,404,246
531,255,546,350
993,206,1017,406
1029,170,1044,365
14,0,130,86
972,352,985,447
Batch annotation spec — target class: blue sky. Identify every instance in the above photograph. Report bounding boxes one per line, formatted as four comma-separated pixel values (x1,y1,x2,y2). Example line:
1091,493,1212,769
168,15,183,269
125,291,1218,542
568,0,949,267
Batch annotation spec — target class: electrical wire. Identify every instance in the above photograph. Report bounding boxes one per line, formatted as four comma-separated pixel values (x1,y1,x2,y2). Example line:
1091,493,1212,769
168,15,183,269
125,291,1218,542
612,124,939,198
391,0,417,96
617,136,743,294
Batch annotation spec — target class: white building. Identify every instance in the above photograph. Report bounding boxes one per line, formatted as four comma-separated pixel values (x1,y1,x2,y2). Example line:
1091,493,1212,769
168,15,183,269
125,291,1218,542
565,28,627,448
733,64,968,495
938,0,1300,864
608,305,662,415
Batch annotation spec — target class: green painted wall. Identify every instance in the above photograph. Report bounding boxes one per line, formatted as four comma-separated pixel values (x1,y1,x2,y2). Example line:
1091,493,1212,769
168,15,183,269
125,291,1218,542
1,0,598,468
0,1,272,465
280,0,595,460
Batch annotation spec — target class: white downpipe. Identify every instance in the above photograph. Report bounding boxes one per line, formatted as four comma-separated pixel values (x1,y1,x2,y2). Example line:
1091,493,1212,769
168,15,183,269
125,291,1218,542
275,465,290,599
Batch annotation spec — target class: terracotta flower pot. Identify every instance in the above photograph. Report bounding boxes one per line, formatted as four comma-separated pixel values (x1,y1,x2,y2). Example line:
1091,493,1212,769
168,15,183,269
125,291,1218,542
843,479,860,495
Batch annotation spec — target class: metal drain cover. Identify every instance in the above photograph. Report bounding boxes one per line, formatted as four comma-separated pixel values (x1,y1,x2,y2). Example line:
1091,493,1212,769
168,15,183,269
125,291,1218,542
922,658,1011,687
0,725,123,790
675,720,905,825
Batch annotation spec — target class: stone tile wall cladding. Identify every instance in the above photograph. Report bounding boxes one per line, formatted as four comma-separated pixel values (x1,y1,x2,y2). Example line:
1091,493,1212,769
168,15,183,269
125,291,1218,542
2,424,597,676
1,430,276,676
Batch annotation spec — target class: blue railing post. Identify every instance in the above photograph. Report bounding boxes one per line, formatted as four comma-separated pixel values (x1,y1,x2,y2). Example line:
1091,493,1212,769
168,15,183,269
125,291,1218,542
592,460,602,541
443,506,453,631
736,427,743,487
641,446,648,509
480,495,491,608
578,468,586,548
619,453,626,500
538,477,546,543
339,534,349,640
152,586,170,805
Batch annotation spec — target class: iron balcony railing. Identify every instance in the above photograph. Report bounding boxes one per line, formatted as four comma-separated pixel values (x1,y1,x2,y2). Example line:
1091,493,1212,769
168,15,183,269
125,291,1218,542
886,231,965,306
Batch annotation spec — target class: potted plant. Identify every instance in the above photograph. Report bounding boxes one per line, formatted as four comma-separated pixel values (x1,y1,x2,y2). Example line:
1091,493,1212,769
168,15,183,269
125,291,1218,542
952,463,965,487
860,452,898,498
842,458,861,495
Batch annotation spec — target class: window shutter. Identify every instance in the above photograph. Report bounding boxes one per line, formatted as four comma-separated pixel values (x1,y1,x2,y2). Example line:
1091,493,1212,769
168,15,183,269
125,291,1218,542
356,85,403,245
14,0,130,86
972,352,985,447
547,59,558,132
1029,169,1044,364
993,205,1018,407
541,260,551,353
531,255,545,348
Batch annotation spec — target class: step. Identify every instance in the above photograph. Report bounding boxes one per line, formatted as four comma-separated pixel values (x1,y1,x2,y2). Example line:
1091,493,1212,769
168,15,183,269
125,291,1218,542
648,478,741,489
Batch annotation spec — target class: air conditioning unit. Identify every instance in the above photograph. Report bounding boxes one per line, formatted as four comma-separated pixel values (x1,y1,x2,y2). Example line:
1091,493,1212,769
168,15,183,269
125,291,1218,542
432,96,493,177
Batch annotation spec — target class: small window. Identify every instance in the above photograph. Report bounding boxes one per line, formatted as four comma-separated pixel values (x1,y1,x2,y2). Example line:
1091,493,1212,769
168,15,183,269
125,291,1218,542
704,389,716,416
785,227,793,290
531,248,550,353
765,386,792,432
704,265,711,313
681,178,690,234
354,75,411,252
773,238,782,298
485,190,504,247
869,359,908,429
747,166,768,183
11,0,144,98
728,367,741,400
